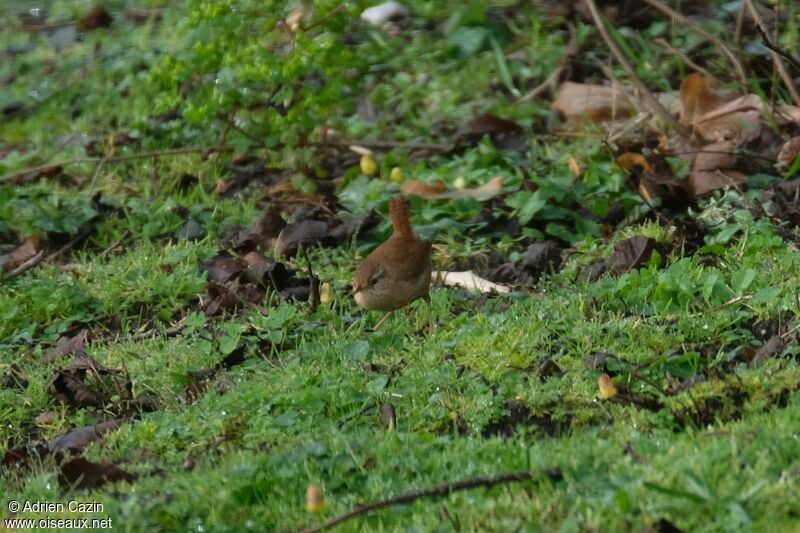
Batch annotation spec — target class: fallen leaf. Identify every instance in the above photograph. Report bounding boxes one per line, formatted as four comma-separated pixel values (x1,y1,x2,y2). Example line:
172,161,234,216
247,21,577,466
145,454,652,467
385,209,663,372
402,176,503,200
687,140,747,196
47,420,121,453
59,457,135,489
551,82,634,124
35,411,56,426
360,1,409,26
401,180,448,198
611,236,658,274
1,237,40,272
491,241,563,286
751,335,786,367
43,329,88,364
778,137,800,163
202,252,248,284
435,270,511,293
50,355,129,409
679,73,763,144
462,113,526,150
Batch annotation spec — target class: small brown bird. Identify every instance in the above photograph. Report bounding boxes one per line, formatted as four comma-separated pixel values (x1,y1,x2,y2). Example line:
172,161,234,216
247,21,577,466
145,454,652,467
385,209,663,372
353,196,433,332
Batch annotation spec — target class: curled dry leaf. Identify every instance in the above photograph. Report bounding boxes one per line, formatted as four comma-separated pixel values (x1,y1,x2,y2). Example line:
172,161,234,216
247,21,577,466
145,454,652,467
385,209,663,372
401,180,447,198
43,329,88,364
50,355,130,409
678,73,763,145
778,137,800,163
434,271,511,293
1,237,40,272
402,176,503,201
47,420,122,453
360,1,409,26
776,105,800,125
59,457,135,490
688,140,747,196
551,82,634,124
611,236,659,274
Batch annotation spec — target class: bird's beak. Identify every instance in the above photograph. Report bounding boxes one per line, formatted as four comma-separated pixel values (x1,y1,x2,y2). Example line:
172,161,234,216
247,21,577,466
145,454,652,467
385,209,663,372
351,284,361,295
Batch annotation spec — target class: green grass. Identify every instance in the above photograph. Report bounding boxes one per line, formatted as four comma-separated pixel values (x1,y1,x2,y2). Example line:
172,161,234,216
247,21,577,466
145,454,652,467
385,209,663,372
3,1,800,531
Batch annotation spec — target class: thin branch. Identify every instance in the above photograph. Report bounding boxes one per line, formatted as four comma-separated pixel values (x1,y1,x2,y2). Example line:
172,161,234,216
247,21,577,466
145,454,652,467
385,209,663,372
754,23,800,72
4,250,45,278
655,37,713,79
518,28,579,102
642,0,748,89
583,0,690,138
746,10,800,108
0,146,235,183
294,469,560,533
302,3,346,32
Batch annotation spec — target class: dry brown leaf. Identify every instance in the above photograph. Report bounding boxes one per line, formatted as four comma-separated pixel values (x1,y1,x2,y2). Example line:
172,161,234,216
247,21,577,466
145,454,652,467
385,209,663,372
401,176,503,200
679,73,763,144
434,271,511,293
688,140,747,196
1,237,40,272
776,105,800,124
778,137,800,163
551,82,634,124
400,180,448,198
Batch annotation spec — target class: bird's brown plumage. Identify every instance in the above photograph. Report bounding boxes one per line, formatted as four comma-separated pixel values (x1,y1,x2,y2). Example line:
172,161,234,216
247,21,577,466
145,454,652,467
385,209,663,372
353,197,433,329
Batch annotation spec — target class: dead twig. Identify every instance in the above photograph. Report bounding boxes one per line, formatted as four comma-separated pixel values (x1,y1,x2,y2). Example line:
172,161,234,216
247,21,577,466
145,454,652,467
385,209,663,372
642,0,748,89
655,38,713,79
518,26,579,102
583,0,690,138
294,469,560,533
753,23,800,72
4,250,45,278
302,3,346,32
98,230,131,259
745,5,800,108
0,146,235,183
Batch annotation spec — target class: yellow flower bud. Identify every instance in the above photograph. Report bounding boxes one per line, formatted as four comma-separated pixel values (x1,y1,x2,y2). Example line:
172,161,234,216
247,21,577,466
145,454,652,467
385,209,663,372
598,373,617,400
360,154,378,177
320,282,334,305
390,166,405,183
306,483,324,513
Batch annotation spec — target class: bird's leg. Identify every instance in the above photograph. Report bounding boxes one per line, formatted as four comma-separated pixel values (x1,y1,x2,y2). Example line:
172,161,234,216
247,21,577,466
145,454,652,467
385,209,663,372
423,294,433,335
373,311,395,331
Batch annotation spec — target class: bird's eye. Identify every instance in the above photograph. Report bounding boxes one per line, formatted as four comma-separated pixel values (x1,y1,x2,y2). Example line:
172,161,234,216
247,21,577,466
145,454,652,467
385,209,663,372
369,269,384,286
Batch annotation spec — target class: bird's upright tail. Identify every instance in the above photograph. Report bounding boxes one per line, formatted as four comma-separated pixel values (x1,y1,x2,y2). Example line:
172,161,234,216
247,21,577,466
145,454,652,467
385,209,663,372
388,196,416,239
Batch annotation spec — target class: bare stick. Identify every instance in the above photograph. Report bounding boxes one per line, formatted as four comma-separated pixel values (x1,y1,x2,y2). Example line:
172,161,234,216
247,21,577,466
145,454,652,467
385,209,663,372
1,146,235,183
642,0,748,89
753,23,800,72
294,469,560,533
583,0,690,138
744,0,800,107
4,250,45,278
655,38,713,79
